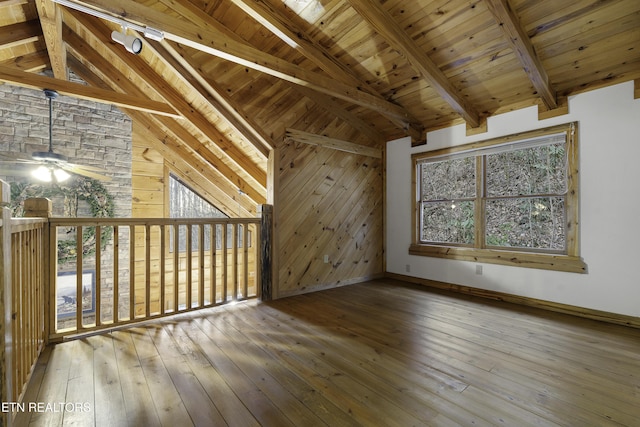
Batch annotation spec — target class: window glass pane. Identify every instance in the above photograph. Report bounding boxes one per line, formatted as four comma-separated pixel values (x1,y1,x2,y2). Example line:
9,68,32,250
485,197,565,251
420,156,475,200
421,201,474,244
486,143,566,197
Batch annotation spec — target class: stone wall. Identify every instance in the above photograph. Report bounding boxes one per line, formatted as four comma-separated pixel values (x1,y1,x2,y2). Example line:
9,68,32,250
0,82,132,216
0,81,134,330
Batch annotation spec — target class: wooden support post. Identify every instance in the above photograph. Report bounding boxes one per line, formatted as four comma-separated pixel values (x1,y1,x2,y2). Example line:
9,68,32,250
1,180,11,427
23,198,52,218
259,204,273,301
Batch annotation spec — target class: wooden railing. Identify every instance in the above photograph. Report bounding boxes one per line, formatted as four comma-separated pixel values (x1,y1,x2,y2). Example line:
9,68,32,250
1,190,272,426
47,217,261,340
6,218,47,407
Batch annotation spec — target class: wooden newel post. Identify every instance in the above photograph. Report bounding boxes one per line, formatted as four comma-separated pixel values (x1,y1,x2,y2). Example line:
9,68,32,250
1,180,11,427
23,198,52,218
259,204,273,301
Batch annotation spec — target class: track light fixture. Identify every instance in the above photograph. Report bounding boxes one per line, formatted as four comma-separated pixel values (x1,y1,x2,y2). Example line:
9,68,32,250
111,29,143,55
52,0,164,54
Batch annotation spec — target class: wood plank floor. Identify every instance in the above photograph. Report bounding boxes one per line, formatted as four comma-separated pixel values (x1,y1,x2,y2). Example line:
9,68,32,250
14,279,640,426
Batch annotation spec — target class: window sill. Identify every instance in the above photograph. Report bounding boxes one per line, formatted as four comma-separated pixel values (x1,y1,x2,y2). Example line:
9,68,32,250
409,244,587,273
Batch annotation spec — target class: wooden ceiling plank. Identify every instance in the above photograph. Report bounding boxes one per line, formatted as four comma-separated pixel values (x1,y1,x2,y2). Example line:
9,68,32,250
484,0,557,110
228,0,422,141
0,64,180,117
285,128,382,159
35,0,67,79
60,0,422,132
347,0,481,129
66,11,267,187
0,21,41,50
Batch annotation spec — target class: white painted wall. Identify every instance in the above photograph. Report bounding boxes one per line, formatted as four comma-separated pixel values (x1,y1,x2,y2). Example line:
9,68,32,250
386,81,640,317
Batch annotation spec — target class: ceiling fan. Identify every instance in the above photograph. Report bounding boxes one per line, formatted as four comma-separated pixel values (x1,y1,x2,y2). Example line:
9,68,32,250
0,89,111,182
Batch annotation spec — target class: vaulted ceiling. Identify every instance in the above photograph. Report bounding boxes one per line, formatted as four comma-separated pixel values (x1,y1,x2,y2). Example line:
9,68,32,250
1,0,639,209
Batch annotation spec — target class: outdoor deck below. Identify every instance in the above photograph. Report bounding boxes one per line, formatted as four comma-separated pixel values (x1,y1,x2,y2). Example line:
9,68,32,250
14,279,640,426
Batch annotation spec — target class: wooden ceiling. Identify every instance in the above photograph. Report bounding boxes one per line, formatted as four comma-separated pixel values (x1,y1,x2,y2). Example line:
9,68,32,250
1,0,639,209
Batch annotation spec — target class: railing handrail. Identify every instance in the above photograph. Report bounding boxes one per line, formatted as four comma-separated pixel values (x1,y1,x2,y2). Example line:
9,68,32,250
9,218,47,233
48,217,260,226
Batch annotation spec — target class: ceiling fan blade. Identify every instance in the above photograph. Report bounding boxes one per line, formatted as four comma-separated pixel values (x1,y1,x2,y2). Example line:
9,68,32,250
0,166,32,177
64,162,109,172
61,164,112,181
0,152,33,161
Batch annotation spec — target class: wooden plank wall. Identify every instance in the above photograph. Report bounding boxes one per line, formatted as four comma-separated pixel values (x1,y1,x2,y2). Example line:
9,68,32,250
275,140,384,297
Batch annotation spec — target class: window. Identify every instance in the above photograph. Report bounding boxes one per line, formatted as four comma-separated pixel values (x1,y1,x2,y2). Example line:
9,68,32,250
410,123,586,273
169,174,227,252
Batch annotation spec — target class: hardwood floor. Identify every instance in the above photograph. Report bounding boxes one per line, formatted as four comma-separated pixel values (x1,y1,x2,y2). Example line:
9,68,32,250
15,279,640,426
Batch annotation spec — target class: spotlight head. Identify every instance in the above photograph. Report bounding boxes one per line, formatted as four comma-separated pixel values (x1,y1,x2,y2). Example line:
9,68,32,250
111,30,143,54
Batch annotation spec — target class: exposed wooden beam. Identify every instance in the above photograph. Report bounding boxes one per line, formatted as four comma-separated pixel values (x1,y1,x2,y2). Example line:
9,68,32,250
0,21,41,50
484,0,557,109
152,41,273,156
35,0,67,80
227,0,422,141
65,12,267,188
286,129,382,159
0,64,180,117
69,55,266,212
291,85,383,144
0,0,29,8
59,0,422,133
0,51,49,73
64,27,266,205
348,0,481,129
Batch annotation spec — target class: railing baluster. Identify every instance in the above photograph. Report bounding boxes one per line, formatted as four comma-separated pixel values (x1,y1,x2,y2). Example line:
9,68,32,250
145,224,151,318
160,225,165,315
186,223,192,309
95,225,101,327
214,224,218,305
76,225,83,332
173,223,179,312
129,225,135,321
113,226,119,324
232,224,238,300
222,224,227,303
243,223,249,299
198,224,205,307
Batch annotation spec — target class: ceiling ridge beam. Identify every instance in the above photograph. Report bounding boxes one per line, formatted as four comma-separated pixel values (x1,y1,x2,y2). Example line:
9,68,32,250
347,0,481,129
285,129,382,159
484,0,557,110
227,0,422,141
60,0,423,133
0,64,180,117
36,0,67,80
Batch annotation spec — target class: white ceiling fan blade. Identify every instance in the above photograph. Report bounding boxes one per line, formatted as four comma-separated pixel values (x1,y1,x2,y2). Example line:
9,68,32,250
61,164,112,181
65,162,109,172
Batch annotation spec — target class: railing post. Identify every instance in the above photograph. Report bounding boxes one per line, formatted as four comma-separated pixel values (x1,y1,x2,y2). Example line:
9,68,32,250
1,180,12,427
23,198,52,344
259,205,273,301
23,198,52,218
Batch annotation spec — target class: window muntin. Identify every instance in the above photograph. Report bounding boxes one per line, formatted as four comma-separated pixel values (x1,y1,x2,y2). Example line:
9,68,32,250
411,123,584,272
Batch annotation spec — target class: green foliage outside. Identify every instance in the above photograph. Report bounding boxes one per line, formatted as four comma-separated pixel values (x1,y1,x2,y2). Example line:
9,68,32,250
420,142,566,251
10,177,115,264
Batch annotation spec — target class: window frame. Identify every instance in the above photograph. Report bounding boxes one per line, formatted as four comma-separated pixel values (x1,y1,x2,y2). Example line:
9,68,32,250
410,123,586,273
